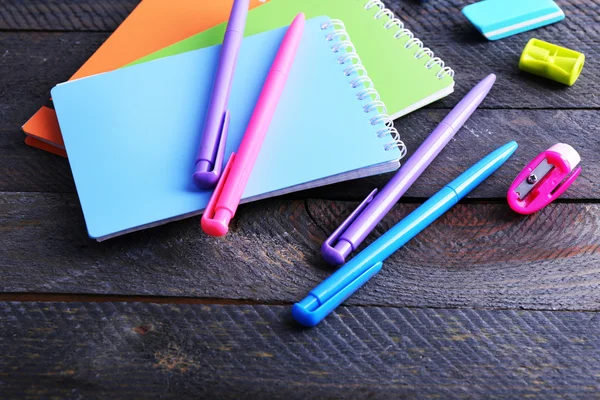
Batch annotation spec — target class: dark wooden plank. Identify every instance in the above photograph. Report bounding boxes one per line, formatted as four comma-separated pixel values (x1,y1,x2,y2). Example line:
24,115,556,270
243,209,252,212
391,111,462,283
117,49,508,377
305,108,600,201
0,31,106,193
2,1,599,111
0,130,75,193
0,32,108,187
0,32,109,126
2,106,598,198
2,0,598,44
2,193,600,311
1,301,599,399
407,0,600,110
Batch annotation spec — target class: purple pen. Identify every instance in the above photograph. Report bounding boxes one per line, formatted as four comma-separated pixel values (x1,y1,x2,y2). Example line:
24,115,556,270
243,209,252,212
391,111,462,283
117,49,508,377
322,74,497,265
193,0,250,189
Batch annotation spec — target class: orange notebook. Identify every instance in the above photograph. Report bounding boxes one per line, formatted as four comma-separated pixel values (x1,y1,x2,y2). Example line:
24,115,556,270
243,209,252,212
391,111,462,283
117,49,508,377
23,0,268,155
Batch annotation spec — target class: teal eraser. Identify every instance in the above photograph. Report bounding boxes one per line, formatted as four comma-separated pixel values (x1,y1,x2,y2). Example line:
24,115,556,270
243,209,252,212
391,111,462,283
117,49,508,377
462,0,565,41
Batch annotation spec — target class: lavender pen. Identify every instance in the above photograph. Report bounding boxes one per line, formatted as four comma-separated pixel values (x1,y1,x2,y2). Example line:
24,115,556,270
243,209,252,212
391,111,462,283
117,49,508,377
322,74,497,265
193,0,250,189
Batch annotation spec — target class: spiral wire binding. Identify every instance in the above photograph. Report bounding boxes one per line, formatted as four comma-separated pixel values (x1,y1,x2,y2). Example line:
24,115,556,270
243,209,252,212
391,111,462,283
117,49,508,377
320,19,406,157
364,0,455,80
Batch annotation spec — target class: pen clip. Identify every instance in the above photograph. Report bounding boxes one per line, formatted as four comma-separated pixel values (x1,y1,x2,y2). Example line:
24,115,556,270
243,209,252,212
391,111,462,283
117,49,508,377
193,110,230,188
292,261,383,327
321,188,378,266
201,152,236,237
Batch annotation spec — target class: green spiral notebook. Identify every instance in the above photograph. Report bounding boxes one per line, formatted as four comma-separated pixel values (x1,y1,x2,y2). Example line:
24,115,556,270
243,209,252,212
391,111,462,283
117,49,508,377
129,0,455,120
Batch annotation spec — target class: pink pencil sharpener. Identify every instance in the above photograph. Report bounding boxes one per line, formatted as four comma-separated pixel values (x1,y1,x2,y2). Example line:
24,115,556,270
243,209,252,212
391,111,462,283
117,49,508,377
507,143,581,215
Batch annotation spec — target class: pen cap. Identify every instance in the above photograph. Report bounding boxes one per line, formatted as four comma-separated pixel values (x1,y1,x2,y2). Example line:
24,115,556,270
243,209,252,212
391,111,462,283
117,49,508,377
227,0,251,33
443,74,496,132
449,141,519,197
270,13,305,74
519,39,585,86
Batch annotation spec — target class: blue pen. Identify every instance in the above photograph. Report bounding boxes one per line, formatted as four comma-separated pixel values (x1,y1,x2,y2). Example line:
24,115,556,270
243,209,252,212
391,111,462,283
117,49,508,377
292,141,519,327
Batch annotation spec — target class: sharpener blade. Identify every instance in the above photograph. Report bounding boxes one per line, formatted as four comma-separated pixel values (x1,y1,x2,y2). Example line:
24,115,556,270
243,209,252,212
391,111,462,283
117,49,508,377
515,159,554,200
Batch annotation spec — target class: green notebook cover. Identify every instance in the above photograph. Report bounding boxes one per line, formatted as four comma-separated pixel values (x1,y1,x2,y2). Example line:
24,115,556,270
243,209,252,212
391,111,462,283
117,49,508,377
128,0,455,120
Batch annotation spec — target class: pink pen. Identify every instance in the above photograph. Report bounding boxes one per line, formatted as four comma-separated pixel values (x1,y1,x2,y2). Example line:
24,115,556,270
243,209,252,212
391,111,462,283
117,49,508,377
202,13,305,237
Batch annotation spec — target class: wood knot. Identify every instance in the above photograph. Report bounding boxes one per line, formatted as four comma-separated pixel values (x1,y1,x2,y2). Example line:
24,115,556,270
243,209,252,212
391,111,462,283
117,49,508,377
133,323,154,335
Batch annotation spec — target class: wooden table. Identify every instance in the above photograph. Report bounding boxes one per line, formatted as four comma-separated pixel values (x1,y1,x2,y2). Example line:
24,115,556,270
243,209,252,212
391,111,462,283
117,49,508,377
2,0,599,398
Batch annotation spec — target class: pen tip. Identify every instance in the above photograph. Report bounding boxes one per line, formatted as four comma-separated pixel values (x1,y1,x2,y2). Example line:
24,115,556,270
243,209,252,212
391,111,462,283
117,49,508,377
484,73,496,85
506,140,518,149
293,13,306,24
497,141,519,160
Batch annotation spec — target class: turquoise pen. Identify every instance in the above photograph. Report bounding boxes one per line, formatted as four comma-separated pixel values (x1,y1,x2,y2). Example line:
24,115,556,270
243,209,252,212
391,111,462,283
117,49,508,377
293,141,519,327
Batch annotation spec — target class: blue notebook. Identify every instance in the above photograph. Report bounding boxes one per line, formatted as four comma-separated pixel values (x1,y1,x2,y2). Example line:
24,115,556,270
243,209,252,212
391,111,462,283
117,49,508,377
52,16,403,241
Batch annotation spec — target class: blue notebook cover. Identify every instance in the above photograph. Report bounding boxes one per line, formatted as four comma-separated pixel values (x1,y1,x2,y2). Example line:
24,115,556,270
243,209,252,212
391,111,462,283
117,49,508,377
52,16,403,240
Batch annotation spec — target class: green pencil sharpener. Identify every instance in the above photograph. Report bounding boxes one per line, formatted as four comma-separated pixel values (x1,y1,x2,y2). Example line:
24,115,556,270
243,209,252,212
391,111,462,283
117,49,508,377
519,38,585,86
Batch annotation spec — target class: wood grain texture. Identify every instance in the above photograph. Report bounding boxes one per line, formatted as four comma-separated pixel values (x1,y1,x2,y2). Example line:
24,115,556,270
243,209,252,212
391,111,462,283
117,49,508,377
0,32,108,124
1,1,599,398
1,301,599,399
2,0,598,42
404,0,600,110
0,0,137,31
0,31,112,193
2,193,600,311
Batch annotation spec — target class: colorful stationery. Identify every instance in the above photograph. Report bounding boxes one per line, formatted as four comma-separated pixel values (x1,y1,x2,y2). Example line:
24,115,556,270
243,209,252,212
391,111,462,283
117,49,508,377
293,141,519,327
519,39,585,86
462,0,565,41
508,143,581,215
131,0,455,120
22,0,269,153
322,74,497,265
202,13,305,237
51,17,404,241
194,0,252,188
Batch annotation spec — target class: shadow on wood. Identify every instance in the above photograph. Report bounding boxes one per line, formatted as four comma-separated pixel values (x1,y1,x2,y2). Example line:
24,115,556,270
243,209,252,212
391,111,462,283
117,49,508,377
1,302,599,399
2,194,600,311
